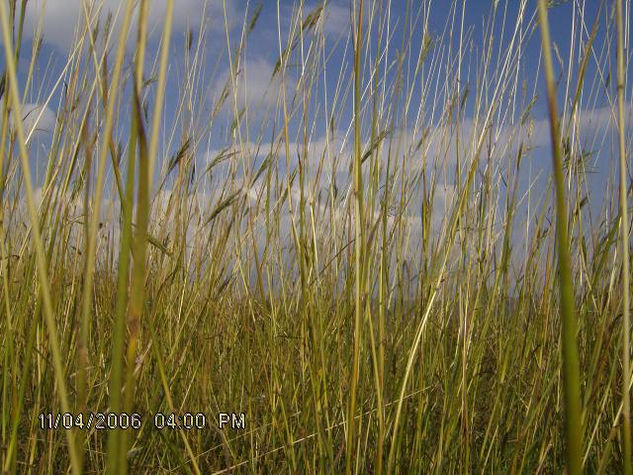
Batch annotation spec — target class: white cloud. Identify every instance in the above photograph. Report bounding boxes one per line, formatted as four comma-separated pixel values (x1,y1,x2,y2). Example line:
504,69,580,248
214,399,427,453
209,58,296,112
19,0,238,52
149,0,237,35
321,2,350,36
24,103,56,135
10,103,56,139
302,1,371,38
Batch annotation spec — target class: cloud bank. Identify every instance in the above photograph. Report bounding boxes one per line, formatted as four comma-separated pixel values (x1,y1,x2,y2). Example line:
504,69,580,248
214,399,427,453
18,0,238,51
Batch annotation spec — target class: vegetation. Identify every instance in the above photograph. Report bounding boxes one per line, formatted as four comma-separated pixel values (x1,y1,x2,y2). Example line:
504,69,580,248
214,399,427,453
0,0,631,472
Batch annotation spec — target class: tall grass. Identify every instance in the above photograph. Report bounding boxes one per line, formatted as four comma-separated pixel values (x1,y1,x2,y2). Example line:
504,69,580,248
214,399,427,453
0,0,632,473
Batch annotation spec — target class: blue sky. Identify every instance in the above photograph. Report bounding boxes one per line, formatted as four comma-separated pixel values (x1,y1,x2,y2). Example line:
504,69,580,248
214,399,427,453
3,1,620,158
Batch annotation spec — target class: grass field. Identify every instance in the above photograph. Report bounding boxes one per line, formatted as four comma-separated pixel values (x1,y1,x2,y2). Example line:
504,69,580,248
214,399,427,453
1,0,632,473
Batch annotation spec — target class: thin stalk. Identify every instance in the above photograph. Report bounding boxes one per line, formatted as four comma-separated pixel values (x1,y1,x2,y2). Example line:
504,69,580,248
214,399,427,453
616,0,631,472
346,1,365,474
105,84,138,475
537,1,583,474
120,2,173,472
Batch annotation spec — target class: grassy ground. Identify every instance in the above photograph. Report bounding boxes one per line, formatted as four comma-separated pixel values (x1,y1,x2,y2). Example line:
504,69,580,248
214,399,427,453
1,0,632,473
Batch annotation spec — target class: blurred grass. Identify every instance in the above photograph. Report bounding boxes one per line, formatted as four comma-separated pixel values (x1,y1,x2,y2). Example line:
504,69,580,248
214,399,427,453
538,1,583,472
0,0,632,473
